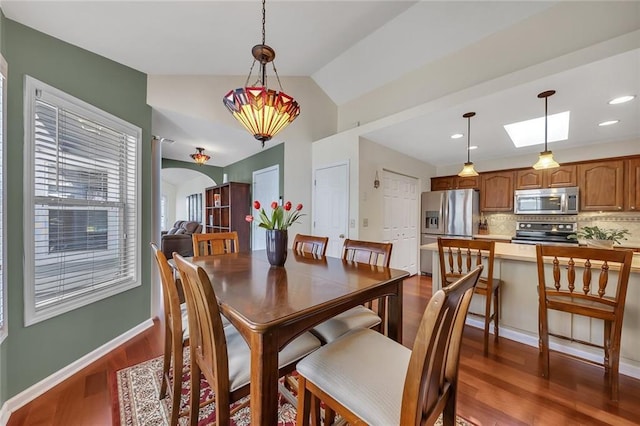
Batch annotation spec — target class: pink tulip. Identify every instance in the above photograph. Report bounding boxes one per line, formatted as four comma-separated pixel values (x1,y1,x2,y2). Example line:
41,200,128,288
296,203,303,211
271,201,278,210
253,200,261,210
245,215,254,222
284,201,292,211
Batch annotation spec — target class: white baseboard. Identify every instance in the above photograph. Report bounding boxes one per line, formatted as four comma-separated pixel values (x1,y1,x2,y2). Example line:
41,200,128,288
465,317,640,380
0,318,154,420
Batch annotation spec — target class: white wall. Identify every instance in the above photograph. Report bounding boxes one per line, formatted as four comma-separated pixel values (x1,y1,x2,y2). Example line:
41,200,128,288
161,180,177,231
173,174,216,223
358,138,436,242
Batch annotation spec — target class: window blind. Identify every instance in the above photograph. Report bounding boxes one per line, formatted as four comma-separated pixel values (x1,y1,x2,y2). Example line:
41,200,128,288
25,76,140,323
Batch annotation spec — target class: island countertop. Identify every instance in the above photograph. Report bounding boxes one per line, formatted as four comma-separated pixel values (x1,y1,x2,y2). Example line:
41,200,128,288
421,242,640,272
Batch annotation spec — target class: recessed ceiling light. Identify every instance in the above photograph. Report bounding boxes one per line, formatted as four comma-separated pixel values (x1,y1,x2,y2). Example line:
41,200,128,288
468,146,478,150
598,120,619,126
608,95,635,105
451,133,463,139
503,111,570,148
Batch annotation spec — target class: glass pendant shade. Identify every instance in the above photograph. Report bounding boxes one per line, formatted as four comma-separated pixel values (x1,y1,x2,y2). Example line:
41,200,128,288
458,111,479,177
458,162,479,177
190,147,210,166
533,150,560,170
533,90,560,170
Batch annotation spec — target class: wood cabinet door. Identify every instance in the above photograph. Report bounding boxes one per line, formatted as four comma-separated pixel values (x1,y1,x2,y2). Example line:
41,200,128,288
481,171,514,211
627,158,640,211
515,170,543,189
431,176,454,191
546,165,577,188
455,175,480,189
578,160,624,211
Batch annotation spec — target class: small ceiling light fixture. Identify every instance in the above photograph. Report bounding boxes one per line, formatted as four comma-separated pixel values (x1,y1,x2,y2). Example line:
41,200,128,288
190,147,211,166
222,0,300,148
532,90,560,170
608,95,635,105
450,133,464,139
458,112,479,177
599,120,620,127
374,171,380,189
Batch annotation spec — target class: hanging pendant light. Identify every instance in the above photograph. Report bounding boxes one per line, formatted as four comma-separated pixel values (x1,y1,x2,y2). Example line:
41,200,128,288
190,147,211,166
222,0,300,148
458,112,479,177
532,90,560,170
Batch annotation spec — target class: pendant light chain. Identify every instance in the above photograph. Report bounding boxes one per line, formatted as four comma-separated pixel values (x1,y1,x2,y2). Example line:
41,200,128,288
544,95,548,152
467,115,471,163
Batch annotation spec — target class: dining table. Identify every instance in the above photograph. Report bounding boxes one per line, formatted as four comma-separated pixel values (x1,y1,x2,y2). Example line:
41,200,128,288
179,249,410,425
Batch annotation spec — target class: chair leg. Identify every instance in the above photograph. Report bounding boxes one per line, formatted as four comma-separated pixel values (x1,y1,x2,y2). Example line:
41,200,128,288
483,293,491,356
189,361,201,426
603,320,611,375
297,376,312,426
169,343,184,426
442,386,457,426
493,285,500,339
160,326,172,398
539,309,550,378
609,321,622,401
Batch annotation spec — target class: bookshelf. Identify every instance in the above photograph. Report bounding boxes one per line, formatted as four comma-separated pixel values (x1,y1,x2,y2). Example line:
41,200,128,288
204,182,251,251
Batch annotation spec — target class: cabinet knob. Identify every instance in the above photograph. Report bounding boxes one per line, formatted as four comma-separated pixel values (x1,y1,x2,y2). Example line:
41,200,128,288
632,206,636,210
618,206,622,210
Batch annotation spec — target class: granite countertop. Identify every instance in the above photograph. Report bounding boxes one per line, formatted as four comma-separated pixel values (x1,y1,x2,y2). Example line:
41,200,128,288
472,234,512,241
420,241,640,272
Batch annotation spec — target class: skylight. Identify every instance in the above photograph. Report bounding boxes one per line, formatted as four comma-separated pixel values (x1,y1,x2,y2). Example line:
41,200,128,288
503,111,570,148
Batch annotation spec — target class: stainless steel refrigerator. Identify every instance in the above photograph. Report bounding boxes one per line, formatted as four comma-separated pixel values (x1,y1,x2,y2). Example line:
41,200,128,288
420,188,479,275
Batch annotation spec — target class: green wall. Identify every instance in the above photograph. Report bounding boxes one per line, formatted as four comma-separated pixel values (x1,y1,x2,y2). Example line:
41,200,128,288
162,158,223,183
2,18,152,399
223,143,284,195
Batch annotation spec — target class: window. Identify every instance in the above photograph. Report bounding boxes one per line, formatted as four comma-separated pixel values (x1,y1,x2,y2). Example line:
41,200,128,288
0,55,6,340
187,193,202,223
160,195,167,231
24,76,141,325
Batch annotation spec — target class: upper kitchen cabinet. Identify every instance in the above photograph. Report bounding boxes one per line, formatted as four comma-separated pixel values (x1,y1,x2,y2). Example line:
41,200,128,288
481,171,514,212
431,175,480,191
515,165,577,189
578,160,624,211
626,158,640,211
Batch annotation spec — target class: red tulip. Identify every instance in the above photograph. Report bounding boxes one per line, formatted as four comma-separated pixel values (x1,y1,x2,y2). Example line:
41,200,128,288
284,201,292,211
245,215,254,222
271,201,278,210
253,200,261,210
296,203,303,211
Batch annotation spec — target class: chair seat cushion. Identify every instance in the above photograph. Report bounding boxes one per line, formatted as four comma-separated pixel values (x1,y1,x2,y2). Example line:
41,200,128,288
227,328,321,392
180,302,232,341
311,305,381,343
297,328,411,425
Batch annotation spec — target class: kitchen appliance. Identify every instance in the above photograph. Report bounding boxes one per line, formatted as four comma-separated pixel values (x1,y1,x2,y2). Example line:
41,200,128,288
514,186,579,215
420,189,479,274
511,221,578,246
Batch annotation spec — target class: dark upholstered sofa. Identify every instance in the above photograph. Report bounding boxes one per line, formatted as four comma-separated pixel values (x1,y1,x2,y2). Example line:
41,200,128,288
161,220,202,259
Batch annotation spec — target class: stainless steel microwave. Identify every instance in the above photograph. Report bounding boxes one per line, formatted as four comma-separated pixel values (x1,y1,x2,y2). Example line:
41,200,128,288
514,187,579,215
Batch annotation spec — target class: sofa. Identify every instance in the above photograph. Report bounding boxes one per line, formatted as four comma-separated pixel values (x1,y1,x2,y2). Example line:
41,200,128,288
161,220,202,259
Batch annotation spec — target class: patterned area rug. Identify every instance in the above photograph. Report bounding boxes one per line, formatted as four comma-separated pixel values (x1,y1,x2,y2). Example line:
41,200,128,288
115,349,474,426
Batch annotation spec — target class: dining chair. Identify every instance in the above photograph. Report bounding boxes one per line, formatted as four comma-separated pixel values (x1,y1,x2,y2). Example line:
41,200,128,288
293,234,329,256
437,237,501,355
311,239,393,344
192,231,239,256
150,243,190,426
296,265,483,426
172,253,322,425
536,245,633,401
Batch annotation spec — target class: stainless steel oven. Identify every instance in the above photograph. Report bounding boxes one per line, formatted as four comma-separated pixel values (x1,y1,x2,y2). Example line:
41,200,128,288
514,187,578,215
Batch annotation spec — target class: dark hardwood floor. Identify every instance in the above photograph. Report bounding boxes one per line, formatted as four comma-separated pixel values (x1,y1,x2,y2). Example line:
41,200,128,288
8,274,640,425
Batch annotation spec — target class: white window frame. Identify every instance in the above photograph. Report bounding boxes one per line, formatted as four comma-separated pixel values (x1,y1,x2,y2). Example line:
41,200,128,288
23,76,142,326
0,54,7,342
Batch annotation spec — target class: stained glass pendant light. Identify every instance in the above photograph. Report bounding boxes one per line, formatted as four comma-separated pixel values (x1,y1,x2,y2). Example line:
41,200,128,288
458,112,479,177
190,147,211,165
223,0,300,148
532,90,560,170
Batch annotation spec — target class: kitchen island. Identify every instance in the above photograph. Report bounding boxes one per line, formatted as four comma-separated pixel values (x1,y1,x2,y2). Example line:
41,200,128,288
421,242,640,379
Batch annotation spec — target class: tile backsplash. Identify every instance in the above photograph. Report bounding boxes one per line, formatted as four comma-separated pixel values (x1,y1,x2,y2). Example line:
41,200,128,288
485,212,640,246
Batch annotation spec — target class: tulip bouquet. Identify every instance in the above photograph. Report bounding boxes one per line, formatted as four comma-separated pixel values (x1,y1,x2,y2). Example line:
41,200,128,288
246,200,304,230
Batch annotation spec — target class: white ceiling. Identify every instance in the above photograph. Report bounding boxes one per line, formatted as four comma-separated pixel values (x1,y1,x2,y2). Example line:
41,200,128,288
3,1,639,168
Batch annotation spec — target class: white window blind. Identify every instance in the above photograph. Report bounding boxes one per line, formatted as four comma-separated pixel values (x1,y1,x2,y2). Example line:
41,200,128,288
24,76,141,325
0,55,6,339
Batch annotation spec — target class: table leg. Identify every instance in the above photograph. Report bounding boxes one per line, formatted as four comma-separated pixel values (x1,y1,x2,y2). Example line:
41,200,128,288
250,331,279,425
387,279,404,343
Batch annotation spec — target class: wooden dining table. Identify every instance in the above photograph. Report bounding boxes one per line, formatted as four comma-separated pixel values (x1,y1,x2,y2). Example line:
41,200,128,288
181,249,409,425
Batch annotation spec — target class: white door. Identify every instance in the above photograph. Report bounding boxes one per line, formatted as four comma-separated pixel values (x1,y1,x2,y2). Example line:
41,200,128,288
382,170,418,275
313,162,349,258
252,165,279,251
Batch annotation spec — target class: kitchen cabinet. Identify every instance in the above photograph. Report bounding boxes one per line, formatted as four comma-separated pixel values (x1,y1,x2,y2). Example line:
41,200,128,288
481,171,514,212
627,158,640,211
578,160,624,211
205,182,251,250
515,165,577,189
431,175,480,191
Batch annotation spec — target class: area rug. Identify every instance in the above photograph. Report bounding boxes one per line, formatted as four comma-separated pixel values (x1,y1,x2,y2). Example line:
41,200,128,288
114,349,474,426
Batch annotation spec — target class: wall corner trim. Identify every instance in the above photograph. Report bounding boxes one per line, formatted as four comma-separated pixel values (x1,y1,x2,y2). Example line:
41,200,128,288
0,318,154,420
